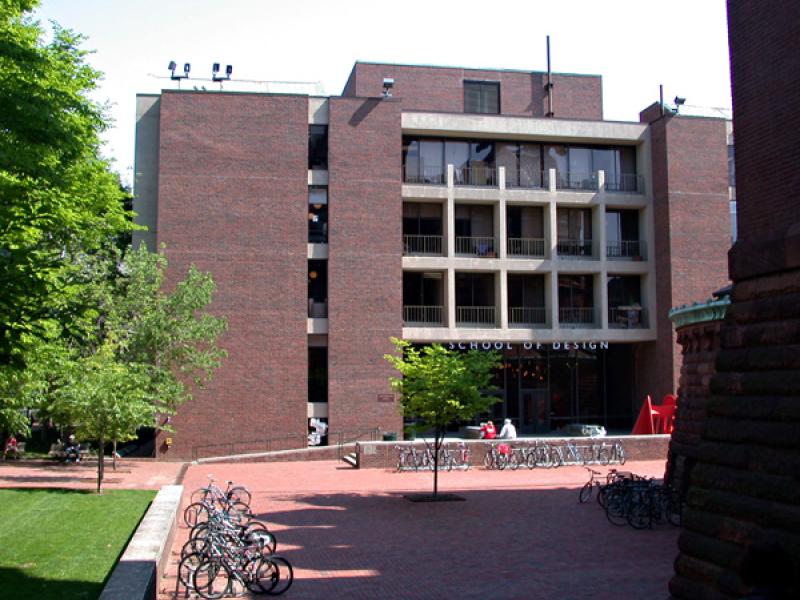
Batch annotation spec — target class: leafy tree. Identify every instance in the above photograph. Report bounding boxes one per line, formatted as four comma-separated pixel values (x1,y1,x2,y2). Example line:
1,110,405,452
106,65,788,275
0,0,133,367
385,338,501,498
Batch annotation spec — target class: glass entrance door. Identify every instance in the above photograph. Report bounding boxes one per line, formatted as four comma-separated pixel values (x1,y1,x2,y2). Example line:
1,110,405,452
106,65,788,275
520,388,550,433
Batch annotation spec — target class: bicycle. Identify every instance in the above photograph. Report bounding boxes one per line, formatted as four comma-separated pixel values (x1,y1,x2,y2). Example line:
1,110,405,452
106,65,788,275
578,467,604,503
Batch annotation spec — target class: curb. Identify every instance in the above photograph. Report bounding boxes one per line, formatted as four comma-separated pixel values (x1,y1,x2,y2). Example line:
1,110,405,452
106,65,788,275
99,484,183,600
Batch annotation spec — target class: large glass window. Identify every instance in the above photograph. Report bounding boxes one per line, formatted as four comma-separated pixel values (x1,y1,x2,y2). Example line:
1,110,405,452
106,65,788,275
308,260,327,318
308,187,328,243
559,275,594,308
558,208,592,242
308,347,328,403
508,274,545,307
403,203,442,236
464,81,500,114
308,125,328,170
456,272,495,306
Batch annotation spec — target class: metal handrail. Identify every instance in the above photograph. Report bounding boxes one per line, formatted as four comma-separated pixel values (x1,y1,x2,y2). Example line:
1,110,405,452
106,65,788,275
506,168,545,189
192,433,309,462
404,165,446,185
555,172,598,191
454,166,497,187
609,307,647,328
403,234,443,256
509,306,547,326
335,427,382,461
605,173,644,194
404,305,444,325
455,236,497,257
507,237,546,257
557,239,594,258
559,307,596,326
456,306,496,326
607,240,646,260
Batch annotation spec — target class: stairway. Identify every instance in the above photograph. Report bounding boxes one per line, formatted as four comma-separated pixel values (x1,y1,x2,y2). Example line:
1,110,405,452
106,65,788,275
341,452,358,468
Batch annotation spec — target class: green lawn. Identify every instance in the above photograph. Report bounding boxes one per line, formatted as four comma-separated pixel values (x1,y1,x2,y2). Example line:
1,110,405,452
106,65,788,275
0,488,155,600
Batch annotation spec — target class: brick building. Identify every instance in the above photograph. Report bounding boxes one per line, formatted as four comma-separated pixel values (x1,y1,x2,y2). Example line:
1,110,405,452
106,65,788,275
134,61,730,460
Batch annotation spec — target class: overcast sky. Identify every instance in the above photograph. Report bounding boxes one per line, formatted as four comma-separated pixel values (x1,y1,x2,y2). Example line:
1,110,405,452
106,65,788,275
33,0,732,187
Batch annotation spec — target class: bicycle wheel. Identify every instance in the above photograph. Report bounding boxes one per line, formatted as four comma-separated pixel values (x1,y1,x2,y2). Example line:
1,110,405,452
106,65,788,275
627,501,652,530
509,452,520,471
579,482,593,503
226,500,252,525
263,555,294,596
497,454,508,470
617,444,626,465
227,485,252,506
183,502,211,528
193,557,231,599
483,452,494,470
605,492,629,526
596,485,608,509
178,552,203,590
190,488,211,506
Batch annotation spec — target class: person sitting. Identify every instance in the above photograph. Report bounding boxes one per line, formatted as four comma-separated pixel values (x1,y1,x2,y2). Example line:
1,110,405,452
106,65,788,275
498,418,517,440
480,420,496,440
64,434,80,463
4,435,19,460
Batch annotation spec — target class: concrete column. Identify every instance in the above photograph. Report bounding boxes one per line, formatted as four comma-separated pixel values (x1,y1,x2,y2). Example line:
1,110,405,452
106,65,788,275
548,198,559,260
447,267,456,329
548,167,557,193
548,270,560,331
498,165,506,190
498,194,507,260
599,271,609,329
446,165,455,259
499,268,508,329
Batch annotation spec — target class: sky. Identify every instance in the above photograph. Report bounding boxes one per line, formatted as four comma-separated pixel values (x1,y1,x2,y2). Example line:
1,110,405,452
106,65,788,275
32,0,732,188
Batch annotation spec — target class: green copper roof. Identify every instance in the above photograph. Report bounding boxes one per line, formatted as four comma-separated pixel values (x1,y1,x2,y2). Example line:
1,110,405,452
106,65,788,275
668,296,731,329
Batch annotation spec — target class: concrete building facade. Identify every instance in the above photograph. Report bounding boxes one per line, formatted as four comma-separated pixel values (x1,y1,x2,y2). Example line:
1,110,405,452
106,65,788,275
134,61,730,459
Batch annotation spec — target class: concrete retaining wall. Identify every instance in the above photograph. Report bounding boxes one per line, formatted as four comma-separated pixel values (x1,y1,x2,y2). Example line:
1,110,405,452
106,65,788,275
99,485,183,600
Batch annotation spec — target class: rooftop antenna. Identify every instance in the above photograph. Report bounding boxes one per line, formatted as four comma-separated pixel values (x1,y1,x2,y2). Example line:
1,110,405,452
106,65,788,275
545,36,554,117
659,84,664,116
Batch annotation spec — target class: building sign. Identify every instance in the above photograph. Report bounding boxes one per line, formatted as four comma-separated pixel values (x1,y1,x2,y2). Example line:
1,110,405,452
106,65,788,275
447,341,610,351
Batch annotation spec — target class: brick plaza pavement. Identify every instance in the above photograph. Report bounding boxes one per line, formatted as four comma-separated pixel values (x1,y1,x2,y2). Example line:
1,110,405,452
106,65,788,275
162,459,677,600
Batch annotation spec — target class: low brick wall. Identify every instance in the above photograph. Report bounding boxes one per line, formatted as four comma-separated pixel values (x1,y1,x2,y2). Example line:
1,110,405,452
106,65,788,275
99,485,183,600
355,435,670,469
197,444,349,464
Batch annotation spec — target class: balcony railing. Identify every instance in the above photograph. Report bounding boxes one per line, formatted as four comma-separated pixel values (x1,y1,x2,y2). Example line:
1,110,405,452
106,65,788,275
605,173,644,194
507,237,546,258
456,306,496,326
555,172,598,191
559,307,595,326
506,168,546,190
404,305,444,326
404,165,446,185
609,307,647,329
456,236,497,257
509,306,548,327
607,240,647,260
454,166,497,187
308,299,328,318
403,234,443,256
557,239,594,258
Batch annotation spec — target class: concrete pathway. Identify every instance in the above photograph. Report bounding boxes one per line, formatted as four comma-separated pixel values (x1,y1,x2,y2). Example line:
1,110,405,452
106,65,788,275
161,459,676,599
0,458,185,490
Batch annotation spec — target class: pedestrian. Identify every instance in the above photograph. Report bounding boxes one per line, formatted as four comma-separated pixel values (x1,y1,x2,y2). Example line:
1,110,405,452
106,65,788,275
498,418,517,440
4,435,19,460
481,420,496,440
64,434,80,463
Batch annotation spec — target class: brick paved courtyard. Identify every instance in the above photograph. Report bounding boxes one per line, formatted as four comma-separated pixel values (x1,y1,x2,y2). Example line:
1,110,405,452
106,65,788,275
162,459,676,600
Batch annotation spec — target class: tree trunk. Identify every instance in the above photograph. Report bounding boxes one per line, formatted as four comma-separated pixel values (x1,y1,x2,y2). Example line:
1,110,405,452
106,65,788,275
433,426,442,497
112,438,117,471
97,435,105,493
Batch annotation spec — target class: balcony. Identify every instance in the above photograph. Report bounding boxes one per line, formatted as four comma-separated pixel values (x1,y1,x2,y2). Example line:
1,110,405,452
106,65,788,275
454,166,497,187
609,307,647,329
559,307,595,327
404,166,446,185
506,168,546,190
404,305,444,326
605,173,644,194
456,236,497,258
557,239,594,259
607,240,647,260
456,306,497,327
403,235,443,256
555,172,597,191
507,237,546,258
509,307,548,328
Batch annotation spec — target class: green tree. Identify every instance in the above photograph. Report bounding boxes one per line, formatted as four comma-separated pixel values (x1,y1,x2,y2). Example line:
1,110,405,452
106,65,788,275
385,338,501,498
0,0,132,367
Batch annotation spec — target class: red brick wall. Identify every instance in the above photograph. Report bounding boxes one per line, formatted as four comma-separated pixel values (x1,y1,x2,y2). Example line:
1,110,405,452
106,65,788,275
638,113,730,404
342,62,603,120
327,97,404,436
155,92,309,459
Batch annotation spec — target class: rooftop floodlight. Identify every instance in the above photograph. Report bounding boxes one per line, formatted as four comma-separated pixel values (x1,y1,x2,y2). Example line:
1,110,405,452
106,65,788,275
382,77,394,98
674,96,686,113
183,63,191,74
169,60,189,81
212,63,232,82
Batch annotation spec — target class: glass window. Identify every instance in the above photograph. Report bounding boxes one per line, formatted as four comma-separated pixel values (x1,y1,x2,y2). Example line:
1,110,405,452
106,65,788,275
558,275,594,308
308,204,327,243
519,143,542,187
308,125,328,170
557,208,592,241
419,140,444,183
308,260,327,304
544,145,568,186
456,273,495,306
607,275,642,307
308,347,328,403
508,274,545,307
497,143,518,186
727,145,736,186
592,148,618,187
403,139,420,182
403,203,442,236
464,81,500,114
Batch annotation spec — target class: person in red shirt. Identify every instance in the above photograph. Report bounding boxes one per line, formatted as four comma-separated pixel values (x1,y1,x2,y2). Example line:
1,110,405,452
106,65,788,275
480,421,496,440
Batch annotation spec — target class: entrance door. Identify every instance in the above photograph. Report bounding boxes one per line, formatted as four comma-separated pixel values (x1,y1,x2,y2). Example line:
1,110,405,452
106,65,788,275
521,389,550,434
